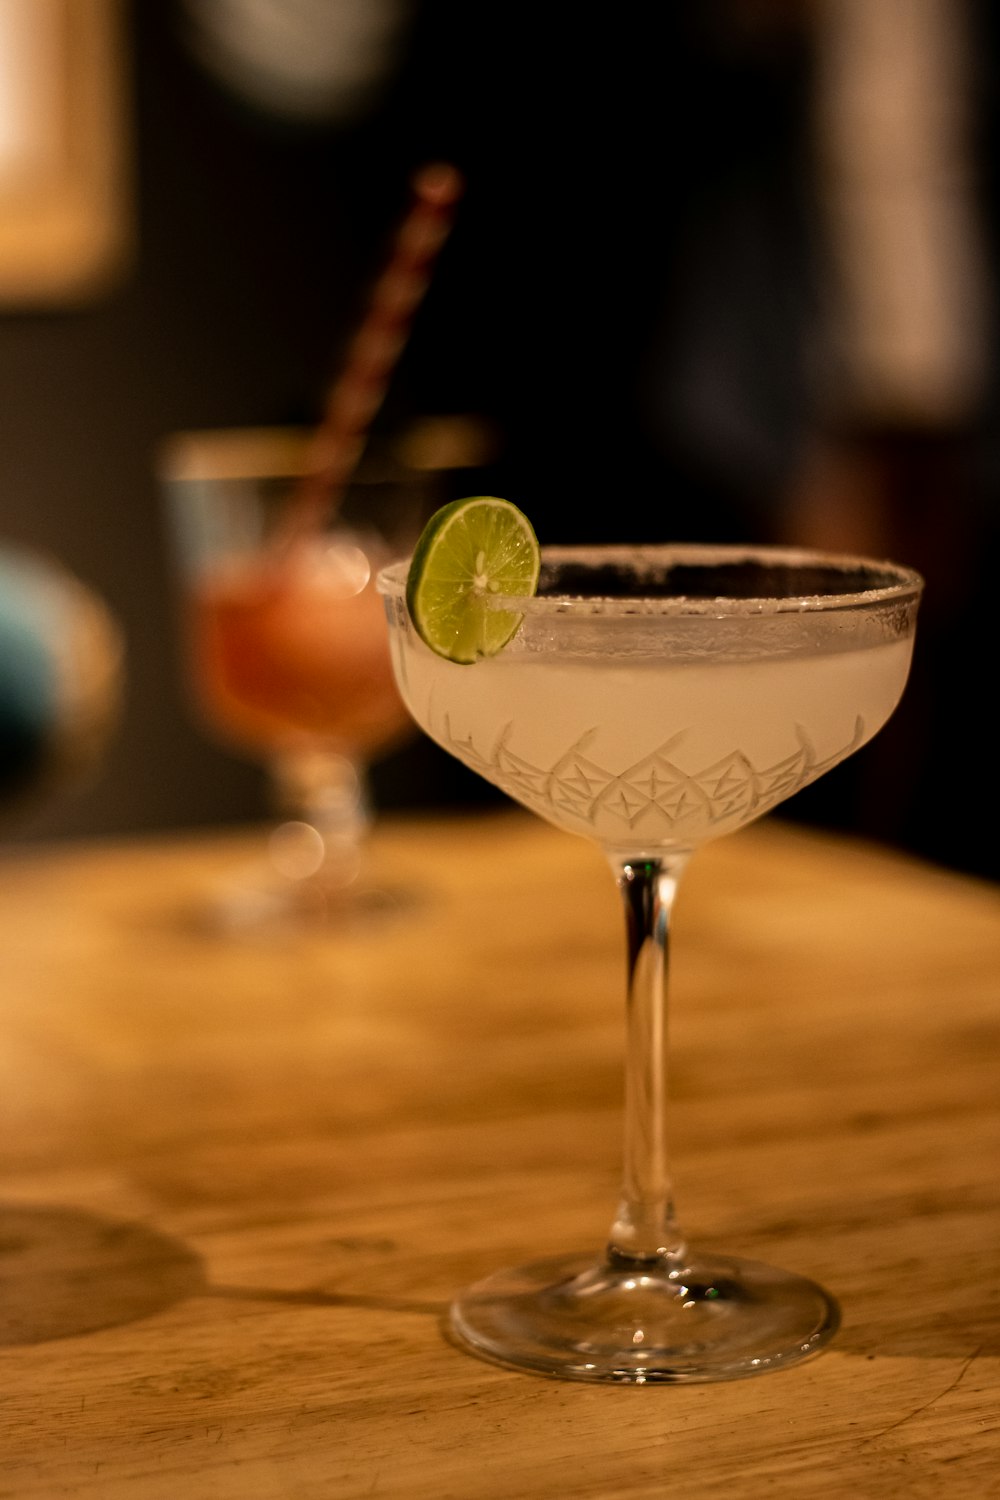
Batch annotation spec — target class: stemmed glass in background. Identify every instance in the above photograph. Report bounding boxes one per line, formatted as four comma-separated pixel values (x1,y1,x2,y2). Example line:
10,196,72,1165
162,425,431,929
158,163,467,930
379,542,922,1383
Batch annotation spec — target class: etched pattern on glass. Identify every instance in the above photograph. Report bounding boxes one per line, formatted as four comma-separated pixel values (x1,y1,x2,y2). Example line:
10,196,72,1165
442,716,865,837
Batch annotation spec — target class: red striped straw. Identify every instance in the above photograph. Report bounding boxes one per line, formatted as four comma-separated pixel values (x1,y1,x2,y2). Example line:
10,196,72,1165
285,161,464,538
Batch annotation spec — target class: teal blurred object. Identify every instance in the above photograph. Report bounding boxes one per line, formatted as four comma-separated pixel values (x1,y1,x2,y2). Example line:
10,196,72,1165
0,545,123,824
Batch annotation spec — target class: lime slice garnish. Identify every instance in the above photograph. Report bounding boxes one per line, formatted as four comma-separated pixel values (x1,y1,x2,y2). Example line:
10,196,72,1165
405,496,540,663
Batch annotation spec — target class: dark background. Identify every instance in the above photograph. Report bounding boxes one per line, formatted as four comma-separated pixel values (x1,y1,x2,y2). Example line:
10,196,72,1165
2,1,997,878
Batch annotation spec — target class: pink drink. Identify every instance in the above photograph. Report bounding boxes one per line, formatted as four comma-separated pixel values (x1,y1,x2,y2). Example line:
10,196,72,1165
190,539,408,760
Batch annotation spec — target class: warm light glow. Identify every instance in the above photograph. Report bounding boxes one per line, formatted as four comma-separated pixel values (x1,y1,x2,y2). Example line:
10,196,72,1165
0,0,61,184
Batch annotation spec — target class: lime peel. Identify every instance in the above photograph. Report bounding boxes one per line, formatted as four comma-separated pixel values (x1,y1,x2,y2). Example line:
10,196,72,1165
405,496,540,663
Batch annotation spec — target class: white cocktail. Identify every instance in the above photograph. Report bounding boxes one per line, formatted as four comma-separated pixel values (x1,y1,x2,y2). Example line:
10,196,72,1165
379,541,922,1382
388,545,914,852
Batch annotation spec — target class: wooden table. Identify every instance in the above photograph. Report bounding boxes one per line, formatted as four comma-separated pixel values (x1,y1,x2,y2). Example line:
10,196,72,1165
1,811,998,1497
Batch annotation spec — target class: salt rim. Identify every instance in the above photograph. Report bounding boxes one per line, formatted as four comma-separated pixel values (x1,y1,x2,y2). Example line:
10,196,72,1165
377,544,924,618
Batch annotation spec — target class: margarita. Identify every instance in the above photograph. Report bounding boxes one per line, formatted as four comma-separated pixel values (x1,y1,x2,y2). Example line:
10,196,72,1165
390,625,912,852
384,545,917,852
379,539,923,1385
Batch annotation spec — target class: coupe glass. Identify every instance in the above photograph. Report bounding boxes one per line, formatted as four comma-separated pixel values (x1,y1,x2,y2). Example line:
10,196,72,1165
162,427,425,929
378,543,923,1383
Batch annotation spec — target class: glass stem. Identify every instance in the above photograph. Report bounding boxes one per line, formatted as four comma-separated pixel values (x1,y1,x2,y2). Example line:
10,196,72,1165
270,747,371,890
606,853,690,1266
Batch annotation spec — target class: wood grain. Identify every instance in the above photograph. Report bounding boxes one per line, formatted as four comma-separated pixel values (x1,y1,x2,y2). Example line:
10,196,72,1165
1,811,998,1498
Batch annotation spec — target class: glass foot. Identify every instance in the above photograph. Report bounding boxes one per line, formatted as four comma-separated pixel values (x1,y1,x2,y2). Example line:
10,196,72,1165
194,865,413,934
449,1250,839,1384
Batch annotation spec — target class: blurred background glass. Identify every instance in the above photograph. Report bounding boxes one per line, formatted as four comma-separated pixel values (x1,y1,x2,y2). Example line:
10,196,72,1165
160,424,431,926
2,0,998,880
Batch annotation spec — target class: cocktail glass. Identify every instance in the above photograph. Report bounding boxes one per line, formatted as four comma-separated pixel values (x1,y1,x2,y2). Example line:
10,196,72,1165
378,542,922,1383
162,427,426,929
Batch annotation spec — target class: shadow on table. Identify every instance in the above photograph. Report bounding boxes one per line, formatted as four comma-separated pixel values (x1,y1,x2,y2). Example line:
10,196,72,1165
0,1203,206,1346
0,1204,443,1347
2,1202,992,1359
204,1283,445,1317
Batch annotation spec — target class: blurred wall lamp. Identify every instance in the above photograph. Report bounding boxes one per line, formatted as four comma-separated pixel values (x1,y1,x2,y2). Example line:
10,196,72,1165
0,0,131,307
